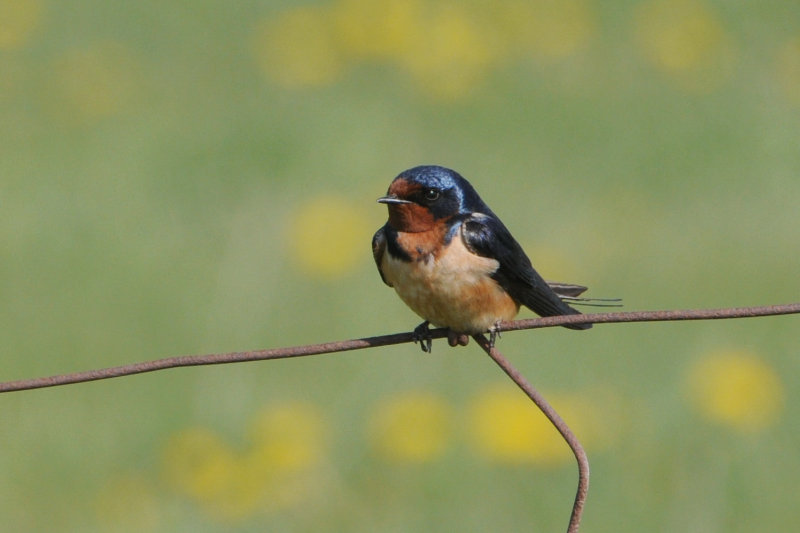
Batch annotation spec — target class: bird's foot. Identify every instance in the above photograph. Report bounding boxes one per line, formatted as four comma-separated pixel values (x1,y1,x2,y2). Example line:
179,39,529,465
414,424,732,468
488,321,503,348
447,330,470,347
412,321,433,353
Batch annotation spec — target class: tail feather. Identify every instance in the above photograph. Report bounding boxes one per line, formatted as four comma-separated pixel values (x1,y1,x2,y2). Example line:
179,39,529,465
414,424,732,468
544,281,623,330
546,281,589,298
560,304,592,330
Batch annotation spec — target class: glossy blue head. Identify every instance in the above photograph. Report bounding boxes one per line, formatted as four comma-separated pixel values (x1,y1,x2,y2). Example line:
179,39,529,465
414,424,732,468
378,166,491,232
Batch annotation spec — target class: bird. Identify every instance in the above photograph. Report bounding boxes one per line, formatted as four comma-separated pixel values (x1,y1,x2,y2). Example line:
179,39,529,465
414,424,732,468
372,165,600,352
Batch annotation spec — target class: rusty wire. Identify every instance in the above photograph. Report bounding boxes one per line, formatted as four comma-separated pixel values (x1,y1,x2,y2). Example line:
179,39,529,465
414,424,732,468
473,333,589,533
1,302,799,532
2,303,797,394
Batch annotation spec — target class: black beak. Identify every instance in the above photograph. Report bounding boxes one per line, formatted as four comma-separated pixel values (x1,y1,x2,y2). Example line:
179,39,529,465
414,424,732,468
377,195,412,205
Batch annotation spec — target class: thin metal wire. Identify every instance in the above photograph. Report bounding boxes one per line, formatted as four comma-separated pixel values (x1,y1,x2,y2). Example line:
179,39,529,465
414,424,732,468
473,333,589,533
1,303,798,393
1,302,798,533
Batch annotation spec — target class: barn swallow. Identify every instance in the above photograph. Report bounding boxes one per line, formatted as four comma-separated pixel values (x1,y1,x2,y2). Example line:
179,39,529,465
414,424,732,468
373,165,600,352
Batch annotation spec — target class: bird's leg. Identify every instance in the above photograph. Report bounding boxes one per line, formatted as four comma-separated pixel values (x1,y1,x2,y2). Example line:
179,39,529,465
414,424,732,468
412,321,433,353
488,320,503,348
447,330,470,347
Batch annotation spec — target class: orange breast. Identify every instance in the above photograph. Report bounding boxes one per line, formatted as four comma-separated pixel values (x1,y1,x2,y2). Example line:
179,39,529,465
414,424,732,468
381,224,520,334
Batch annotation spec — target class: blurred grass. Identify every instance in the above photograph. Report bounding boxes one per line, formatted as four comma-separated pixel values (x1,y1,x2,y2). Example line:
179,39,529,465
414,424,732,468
1,0,799,531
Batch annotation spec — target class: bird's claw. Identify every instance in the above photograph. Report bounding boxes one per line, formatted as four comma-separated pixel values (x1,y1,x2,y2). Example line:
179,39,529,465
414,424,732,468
488,321,502,348
413,321,433,353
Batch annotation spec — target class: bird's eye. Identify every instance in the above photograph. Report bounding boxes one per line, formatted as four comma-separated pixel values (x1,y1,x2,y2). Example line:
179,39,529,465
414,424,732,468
424,189,440,201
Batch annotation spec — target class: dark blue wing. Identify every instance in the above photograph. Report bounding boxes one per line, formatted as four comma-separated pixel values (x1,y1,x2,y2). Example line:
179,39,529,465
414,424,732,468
460,213,591,330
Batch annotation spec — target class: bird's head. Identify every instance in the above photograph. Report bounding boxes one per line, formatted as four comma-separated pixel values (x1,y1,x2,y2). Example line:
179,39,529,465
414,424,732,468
377,165,487,232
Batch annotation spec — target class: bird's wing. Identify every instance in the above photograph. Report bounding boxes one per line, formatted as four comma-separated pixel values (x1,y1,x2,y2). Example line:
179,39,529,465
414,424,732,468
372,225,392,287
460,213,590,329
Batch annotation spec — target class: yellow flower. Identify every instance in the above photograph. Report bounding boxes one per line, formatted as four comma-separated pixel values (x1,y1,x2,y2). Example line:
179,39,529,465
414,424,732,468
256,0,594,99
334,0,423,60
0,0,42,49
470,384,566,465
395,3,497,101
243,403,328,512
161,427,239,504
686,349,785,432
495,0,594,62
161,427,262,520
369,391,452,462
287,194,371,279
469,383,612,466
247,402,327,471
253,6,345,87
161,404,329,521
634,0,735,92
775,38,800,106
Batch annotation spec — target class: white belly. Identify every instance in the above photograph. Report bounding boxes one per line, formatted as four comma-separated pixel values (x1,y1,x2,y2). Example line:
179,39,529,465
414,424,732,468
381,230,519,333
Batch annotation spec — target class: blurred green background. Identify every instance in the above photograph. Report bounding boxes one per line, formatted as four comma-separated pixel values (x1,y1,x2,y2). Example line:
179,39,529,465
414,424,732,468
2,0,799,531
